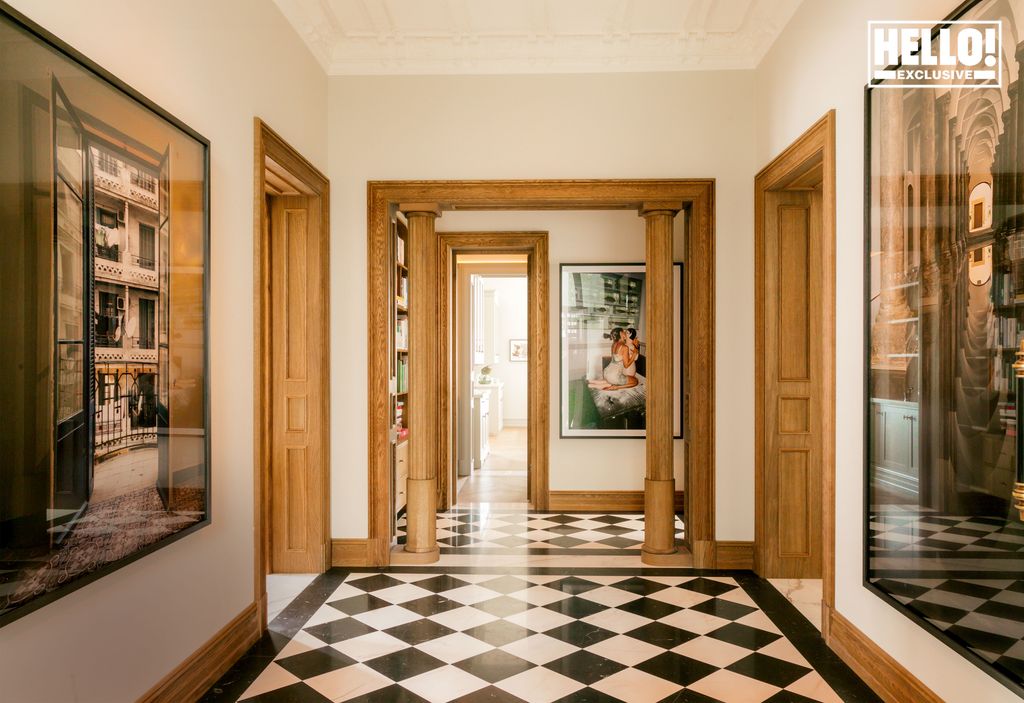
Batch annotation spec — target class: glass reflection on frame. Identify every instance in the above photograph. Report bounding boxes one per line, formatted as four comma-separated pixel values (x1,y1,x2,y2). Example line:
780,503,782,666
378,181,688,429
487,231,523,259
0,3,209,626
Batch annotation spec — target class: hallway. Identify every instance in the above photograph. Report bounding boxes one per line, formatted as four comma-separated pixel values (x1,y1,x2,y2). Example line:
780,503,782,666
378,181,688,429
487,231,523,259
457,428,529,506
204,562,872,703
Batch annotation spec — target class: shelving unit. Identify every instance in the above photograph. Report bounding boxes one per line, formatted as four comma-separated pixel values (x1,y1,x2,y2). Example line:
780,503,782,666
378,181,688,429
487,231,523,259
391,213,410,537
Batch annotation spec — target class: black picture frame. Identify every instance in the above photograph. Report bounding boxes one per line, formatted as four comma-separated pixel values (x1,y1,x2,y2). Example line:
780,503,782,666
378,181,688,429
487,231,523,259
862,0,1024,696
558,262,684,439
0,0,211,628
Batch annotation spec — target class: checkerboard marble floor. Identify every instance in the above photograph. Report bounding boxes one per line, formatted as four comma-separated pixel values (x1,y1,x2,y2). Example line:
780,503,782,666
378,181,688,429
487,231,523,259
203,568,877,703
397,510,685,553
868,507,1024,683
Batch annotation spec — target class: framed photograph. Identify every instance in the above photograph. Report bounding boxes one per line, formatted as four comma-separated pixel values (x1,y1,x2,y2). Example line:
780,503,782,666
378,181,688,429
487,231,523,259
0,4,210,627
863,0,1024,694
560,263,683,438
509,339,528,362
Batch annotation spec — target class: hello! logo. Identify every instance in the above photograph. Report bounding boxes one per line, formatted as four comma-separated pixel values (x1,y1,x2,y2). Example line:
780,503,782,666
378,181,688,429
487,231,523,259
868,20,1002,88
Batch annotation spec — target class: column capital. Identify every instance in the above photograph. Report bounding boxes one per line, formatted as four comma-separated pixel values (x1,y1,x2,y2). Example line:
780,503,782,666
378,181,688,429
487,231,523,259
399,202,442,218
639,201,683,218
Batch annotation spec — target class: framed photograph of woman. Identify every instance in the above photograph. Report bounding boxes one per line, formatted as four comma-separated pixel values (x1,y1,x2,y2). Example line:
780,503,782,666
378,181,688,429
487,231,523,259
559,263,683,438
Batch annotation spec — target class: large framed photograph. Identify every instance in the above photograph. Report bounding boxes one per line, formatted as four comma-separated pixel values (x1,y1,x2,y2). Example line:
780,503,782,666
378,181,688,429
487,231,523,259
560,263,682,438
863,0,1024,694
0,4,210,627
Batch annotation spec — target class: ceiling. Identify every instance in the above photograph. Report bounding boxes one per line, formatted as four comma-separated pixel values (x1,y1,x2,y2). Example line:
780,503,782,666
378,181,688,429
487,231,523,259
272,0,802,75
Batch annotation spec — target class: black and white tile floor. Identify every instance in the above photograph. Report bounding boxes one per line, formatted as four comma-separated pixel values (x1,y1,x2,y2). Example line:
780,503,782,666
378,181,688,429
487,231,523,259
397,510,685,553
203,567,877,702
868,506,1024,683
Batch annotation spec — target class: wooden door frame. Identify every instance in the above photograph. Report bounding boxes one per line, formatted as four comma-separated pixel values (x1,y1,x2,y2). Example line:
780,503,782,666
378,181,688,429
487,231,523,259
438,232,549,510
367,179,716,567
754,111,836,636
253,118,331,630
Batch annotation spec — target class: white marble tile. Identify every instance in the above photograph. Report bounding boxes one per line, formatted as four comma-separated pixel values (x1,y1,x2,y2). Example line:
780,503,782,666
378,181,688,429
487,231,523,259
768,578,823,631
266,573,318,623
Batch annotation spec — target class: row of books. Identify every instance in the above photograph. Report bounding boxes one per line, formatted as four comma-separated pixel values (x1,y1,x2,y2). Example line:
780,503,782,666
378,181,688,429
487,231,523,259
396,234,406,266
395,399,408,440
994,272,1024,306
396,357,408,394
994,316,1022,349
998,401,1017,437
396,318,409,349
397,274,408,306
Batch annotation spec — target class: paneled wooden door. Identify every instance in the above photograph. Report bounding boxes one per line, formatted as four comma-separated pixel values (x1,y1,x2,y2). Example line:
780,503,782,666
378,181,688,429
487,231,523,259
268,194,326,573
759,187,824,578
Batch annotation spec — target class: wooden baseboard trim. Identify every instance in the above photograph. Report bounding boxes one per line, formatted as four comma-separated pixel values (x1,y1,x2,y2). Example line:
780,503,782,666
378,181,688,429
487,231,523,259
715,541,754,569
826,608,943,703
331,538,372,566
547,490,685,512
138,602,259,703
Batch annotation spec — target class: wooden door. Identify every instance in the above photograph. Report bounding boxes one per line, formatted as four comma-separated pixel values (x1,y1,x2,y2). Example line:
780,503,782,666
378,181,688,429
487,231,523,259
269,194,326,573
760,188,823,577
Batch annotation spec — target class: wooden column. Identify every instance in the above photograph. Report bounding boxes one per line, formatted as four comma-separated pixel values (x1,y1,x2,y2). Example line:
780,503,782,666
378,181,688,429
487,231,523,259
401,203,441,562
640,202,682,563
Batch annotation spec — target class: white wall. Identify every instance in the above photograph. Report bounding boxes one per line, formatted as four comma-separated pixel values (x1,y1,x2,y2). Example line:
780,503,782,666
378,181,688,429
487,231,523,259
756,1,1017,701
482,276,529,423
329,71,757,538
0,2,326,701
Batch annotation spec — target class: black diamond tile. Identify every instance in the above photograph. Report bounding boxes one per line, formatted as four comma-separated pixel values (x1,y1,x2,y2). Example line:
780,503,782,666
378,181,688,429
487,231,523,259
383,618,455,646
906,599,969,625
445,535,482,547
548,577,603,596
936,579,1001,600
625,621,699,649
707,622,781,651
946,624,1017,655
548,525,584,535
328,594,390,616
678,578,737,597
493,535,532,548
276,646,357,679
995,654,1024,680
917,537,966,550
347,574,405,592
464,620,533,647
614,577,671,597
455,649,535,683
416,575,474,593
659,690,725,703
474,596,532,618
543,596,608,619
591,525,632,536
589,515,631,525
544,650,625,685
977,598,1024,622
726,653,812,688
363,647,446,681
401,594,463,617
450,685,528,702
239,681,334,702
450,522,481,534
635,651,718,686
545,536,588,548
617,597,682,620
689,597,757,621
478,576,533,594
544,621,618,647
346,684,430,702
595,536,640,549
551,688,623,702
544,514,580,524
763,692,821,703
873,579,930,600
303,617,375,644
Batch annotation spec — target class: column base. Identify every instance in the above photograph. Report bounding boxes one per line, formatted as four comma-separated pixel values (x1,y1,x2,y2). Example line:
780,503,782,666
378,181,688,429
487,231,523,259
391,543,440,564
404,477,438,555
641,548,692,566
643,477,677,555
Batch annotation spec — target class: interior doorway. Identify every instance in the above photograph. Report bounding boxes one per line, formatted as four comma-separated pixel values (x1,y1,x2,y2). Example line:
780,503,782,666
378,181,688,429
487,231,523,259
754,111,836,633
455,261,530,506
253,119,330,630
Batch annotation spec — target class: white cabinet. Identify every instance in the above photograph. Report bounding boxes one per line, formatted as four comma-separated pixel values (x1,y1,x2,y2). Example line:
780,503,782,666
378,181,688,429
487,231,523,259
472,388,491,468
475,381,504,435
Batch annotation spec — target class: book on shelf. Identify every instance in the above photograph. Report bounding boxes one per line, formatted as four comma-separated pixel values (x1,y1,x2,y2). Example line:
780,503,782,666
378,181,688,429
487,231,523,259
396,318,409,349
396,358,408,394
398,275,408,303
396,235,406,266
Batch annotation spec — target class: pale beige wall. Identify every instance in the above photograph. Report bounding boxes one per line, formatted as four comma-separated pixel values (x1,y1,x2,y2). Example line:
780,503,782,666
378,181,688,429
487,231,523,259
0,2,327,701
328,71,758,539
755,1,1018,701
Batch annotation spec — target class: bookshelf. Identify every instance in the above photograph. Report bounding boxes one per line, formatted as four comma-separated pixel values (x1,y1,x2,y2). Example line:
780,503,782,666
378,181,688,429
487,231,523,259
392,213,410,536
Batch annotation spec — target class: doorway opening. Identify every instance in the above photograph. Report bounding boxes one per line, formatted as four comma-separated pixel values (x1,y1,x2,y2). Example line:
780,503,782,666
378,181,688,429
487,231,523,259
754,111,836,635
455,260,530,507
254,119,330,630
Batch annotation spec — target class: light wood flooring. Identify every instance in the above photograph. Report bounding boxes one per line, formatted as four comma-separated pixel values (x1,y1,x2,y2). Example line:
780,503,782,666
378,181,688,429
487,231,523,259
457,427,528,505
